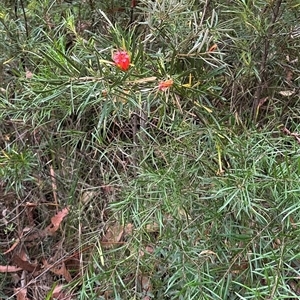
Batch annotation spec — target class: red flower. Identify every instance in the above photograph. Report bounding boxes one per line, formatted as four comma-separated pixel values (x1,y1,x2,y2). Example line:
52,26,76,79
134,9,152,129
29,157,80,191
158,79,173,91
112,50,130,71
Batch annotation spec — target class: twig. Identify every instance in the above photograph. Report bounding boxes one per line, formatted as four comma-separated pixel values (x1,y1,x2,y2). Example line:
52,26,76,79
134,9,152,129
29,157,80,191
200,0,210,27
19,0,29,38
281,127,300,144
253,0,283,120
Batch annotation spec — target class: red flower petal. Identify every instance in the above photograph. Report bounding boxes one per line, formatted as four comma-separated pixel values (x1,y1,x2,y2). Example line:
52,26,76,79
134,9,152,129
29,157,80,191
112,50,130,71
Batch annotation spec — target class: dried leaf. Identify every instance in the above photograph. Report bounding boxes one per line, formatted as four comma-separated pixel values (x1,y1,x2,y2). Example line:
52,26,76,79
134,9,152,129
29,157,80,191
51,207,69,227
140,245,155,257
64,254,81,276
199,250,217,263
44,207,69,234
286,55,298,64
145,222,160,233
282,127,300,144
25,70,33,79
288,280,300,295
25,202,37,226
199,250,217,256
231,262,249,274
257,97,269,108
80,190,97,204
124,223,134,235
14,287,30,300
52,285,73,300
138,274,152,298
279,90,295,97
286,69,293,83
43,259,72,282
289,216,297,229
12,254,40,273
4,227,35,254
178,208,191,220
145,245,154,254
101,223,125,249
0,265,22,272
4,239,21,254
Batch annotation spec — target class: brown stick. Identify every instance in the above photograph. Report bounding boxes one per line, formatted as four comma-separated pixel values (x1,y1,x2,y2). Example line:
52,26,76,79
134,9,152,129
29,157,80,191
253,0,283,120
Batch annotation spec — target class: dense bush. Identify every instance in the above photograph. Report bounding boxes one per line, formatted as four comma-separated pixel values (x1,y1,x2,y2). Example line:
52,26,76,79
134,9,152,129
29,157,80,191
1,0,300,299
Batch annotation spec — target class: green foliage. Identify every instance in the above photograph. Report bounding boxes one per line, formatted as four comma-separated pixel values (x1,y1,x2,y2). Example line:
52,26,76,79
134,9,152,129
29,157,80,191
1,0,300,299
0,144,36,193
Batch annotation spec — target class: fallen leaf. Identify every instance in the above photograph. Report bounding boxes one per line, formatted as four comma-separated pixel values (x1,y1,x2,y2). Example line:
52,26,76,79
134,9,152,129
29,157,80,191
14,287,30,300
145,245,154,254
4,227,36,254
52,284,73,300
43,259,72,282
124,223,134,235
288,279,300,295
0,265,22,272
199,250,217,256
25,202,37,226
44,207,70,234
231,262,249,274
64,254,81,276
101,223,125,249
138,274,152,298
12,253,40,273
199,250,217,263
140,245,155,257
25,70,33,79
178,207,191,220
286,55,298,64
80,190,97,204
289,216,297,229
286,69,293,83
279,90,295,97
4,239,21,255
145,222,160,233
257,97,269,108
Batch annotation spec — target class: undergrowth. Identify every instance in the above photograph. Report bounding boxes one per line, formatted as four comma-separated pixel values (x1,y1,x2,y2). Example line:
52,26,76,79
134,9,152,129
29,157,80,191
1,0,300,299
